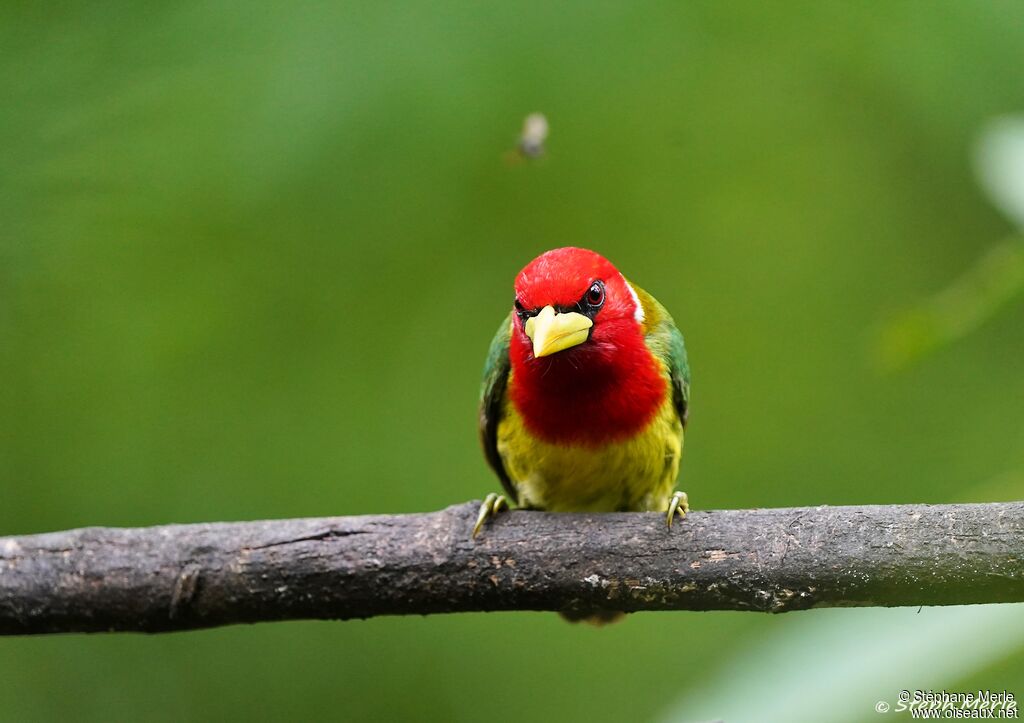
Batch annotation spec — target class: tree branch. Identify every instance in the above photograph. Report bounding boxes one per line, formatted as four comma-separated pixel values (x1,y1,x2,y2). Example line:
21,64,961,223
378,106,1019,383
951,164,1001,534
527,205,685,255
1,501,1022,635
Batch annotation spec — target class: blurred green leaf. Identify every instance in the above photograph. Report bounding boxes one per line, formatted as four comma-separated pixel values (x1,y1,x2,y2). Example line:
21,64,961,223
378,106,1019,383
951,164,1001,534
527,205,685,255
871,236,1024,372
659,604,1024,723
976,116,1024,228
871,115,1024,372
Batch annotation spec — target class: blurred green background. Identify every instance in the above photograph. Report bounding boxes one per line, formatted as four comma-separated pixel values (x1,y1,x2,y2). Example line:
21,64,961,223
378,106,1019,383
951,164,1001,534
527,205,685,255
3,2,1024,722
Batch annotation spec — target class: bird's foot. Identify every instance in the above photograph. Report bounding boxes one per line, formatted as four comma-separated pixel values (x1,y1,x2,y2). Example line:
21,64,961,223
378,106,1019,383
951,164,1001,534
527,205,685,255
472,493,509,538
665,490,689,528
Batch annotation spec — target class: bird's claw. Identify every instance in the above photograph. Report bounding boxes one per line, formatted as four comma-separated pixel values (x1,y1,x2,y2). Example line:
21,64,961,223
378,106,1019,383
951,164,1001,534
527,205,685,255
472,493,509,538
666,490,689,528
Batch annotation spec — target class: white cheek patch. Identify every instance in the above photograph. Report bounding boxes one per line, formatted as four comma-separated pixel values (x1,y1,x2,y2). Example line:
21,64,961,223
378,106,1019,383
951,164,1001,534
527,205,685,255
625,281,645,324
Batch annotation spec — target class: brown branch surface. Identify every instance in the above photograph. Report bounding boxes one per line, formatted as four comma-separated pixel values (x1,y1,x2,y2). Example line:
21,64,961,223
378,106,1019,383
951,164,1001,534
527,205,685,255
1,501,1023,634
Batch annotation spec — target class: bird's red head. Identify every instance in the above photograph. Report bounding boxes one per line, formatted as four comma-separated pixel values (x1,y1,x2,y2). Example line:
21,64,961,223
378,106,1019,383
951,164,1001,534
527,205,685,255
508,247,666,445
513,247,644,354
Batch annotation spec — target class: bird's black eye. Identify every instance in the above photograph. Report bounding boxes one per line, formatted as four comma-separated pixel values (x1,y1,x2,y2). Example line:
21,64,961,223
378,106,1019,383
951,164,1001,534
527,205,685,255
584,281,605,308
514,297,537,327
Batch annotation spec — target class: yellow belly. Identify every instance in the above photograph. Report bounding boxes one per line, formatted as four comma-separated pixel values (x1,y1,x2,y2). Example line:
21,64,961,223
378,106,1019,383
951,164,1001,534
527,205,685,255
496,397,683,512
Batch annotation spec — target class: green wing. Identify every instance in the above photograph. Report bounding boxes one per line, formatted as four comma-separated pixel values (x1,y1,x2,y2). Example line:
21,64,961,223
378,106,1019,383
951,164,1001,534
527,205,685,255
665,320,690,426
478,313,518,500
642,294,690,427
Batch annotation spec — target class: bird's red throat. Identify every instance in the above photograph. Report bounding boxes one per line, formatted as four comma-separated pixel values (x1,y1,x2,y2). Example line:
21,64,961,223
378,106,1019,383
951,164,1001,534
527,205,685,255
508,322,667,447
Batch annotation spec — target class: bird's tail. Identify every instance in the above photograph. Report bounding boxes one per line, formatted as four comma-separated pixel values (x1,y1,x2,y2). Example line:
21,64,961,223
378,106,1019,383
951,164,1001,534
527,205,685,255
559,610,626,626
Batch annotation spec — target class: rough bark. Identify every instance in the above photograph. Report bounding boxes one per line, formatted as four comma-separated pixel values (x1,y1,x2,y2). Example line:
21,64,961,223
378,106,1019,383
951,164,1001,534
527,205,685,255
1,501,1022,635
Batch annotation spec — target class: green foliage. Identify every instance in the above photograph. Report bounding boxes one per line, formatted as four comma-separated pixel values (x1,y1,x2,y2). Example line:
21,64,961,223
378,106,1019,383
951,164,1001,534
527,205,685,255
872,236,1024,371
2,2,1024,721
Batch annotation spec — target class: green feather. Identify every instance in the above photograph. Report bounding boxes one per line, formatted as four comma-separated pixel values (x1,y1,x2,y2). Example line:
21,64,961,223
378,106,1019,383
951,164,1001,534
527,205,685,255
634,284,690,427
478,313,517,500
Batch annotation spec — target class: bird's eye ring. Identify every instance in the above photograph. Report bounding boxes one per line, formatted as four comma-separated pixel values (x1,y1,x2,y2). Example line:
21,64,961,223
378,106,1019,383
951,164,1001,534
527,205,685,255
585,281,605,307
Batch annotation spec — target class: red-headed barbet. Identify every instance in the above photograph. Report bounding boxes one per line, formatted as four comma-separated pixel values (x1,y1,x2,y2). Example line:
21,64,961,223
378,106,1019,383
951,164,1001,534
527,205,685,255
475,247,690,538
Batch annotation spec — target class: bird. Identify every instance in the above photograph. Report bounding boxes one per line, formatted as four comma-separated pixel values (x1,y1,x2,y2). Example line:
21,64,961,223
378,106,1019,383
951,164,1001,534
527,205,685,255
475,246,690,538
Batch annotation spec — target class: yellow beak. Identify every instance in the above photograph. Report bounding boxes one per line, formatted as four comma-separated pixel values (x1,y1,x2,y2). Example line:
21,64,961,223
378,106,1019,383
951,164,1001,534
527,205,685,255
524,305,593,358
